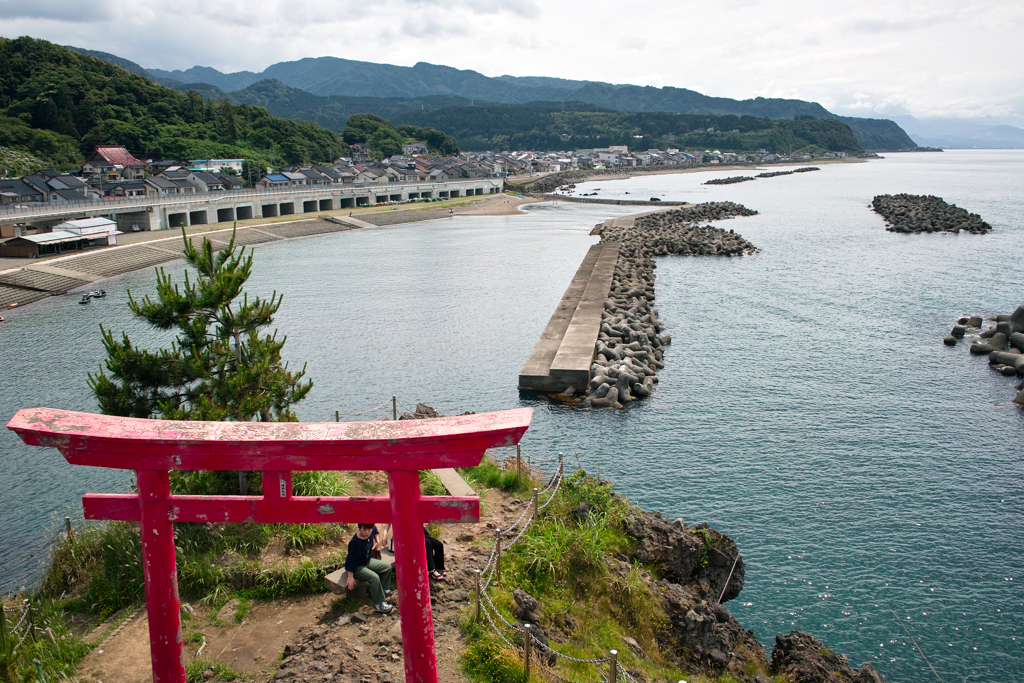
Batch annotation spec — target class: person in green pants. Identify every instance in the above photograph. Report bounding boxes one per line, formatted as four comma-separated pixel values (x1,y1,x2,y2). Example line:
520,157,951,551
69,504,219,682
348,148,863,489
345,523,394,612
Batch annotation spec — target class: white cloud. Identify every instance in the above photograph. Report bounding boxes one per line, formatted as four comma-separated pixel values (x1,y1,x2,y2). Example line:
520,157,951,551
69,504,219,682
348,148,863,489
0,0,1021,125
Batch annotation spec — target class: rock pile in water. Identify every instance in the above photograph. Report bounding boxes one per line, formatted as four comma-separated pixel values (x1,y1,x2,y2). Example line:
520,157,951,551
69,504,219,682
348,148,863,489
756,170,793,178
772,631,883,683
704,176,755,185
792,166,820,173
583,203,757,408
872,194,992,234
944,306,1024,405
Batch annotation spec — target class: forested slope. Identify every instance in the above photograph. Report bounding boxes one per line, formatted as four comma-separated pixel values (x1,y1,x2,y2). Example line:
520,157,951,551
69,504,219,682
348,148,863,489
0,37,346,172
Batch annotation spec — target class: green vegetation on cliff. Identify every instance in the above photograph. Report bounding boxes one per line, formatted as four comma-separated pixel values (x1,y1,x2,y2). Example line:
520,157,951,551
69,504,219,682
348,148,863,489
0,37,346,171
342,112,459,159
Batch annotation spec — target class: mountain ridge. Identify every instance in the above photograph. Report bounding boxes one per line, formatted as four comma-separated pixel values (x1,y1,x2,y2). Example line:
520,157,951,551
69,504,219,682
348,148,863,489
142,55,915,150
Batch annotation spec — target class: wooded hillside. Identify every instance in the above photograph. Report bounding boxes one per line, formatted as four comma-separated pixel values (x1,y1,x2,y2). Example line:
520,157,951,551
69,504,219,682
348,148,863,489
0,37,347,172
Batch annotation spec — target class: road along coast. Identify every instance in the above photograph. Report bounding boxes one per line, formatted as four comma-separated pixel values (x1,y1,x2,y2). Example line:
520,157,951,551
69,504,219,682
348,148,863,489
519,203,758,405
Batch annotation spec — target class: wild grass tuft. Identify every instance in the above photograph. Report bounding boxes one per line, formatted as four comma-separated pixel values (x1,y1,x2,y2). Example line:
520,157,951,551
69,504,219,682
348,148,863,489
185,658,249,682
461,461,535,495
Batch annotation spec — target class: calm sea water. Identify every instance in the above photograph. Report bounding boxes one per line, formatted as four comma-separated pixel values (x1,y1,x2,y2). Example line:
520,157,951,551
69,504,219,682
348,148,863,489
1,150,1022,682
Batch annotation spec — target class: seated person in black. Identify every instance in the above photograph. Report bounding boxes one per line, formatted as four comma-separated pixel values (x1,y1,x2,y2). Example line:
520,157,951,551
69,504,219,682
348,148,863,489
425,526,446,581
345,523,393,612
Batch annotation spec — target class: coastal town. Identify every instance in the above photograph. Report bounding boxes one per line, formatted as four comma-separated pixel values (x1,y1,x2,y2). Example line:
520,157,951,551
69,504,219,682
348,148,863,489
0,142,850,250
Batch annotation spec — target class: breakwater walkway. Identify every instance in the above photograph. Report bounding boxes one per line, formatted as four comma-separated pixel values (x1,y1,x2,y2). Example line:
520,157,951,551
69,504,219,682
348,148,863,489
518,203,759,402
518,240,621,393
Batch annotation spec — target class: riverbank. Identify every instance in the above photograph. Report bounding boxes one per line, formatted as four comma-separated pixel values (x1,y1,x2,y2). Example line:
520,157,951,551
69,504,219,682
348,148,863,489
0,193,540,310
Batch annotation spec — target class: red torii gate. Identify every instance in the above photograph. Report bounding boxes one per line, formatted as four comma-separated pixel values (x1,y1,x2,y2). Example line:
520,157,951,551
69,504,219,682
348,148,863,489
7,406,532,683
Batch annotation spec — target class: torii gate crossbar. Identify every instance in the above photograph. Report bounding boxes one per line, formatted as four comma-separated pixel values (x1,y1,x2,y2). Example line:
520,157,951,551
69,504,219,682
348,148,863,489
7,406,532,683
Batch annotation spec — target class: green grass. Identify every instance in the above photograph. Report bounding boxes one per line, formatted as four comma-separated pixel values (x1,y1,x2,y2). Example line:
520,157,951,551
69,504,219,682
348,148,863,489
460,461,536,495
458,469,695,683
22,468,354,681
0,597,91,683
185,658,248,682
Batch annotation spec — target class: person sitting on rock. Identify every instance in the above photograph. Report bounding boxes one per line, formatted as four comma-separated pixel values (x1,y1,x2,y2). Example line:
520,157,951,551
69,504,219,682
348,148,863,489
425,526,446,582
345,523,394,613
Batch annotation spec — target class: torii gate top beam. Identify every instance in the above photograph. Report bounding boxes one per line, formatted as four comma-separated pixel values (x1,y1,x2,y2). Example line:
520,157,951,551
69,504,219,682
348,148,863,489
7,407,532,471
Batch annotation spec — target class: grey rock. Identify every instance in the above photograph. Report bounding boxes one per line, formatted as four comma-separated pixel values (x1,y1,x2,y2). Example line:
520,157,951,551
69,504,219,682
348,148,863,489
943,336,957,346
1012,305,1024,333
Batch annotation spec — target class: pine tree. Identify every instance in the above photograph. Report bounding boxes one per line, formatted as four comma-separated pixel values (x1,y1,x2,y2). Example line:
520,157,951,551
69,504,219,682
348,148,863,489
89,229,313,492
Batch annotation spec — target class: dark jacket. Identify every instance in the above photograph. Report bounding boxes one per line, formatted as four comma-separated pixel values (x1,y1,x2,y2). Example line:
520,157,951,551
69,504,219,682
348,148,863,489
344,527,377,572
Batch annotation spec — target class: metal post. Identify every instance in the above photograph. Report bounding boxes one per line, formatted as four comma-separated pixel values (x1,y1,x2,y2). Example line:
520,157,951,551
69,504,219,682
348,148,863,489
558,452,563,476
474,569,481,623
393,396,398,421
523,624,532,681
64,517,74,541
495,529,502,586
137,469,185,683
388,470,438,683
517,444,522,486
532,488,539,521
335,410,339,423
609,649,618,682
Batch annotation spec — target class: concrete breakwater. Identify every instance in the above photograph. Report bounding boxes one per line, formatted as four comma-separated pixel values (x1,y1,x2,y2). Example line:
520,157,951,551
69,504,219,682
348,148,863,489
583,204,759,408
540,194,687,207
872,193,992,234
945,306,1024,405
704,176,754,185
518,203,758,405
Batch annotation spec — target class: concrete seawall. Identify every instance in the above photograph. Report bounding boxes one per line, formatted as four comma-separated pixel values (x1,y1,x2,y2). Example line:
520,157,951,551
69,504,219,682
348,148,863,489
518,240,620,393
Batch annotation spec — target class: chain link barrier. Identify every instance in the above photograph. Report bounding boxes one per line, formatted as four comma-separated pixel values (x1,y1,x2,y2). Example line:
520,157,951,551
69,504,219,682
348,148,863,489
5,601,32,655
472,455,647,682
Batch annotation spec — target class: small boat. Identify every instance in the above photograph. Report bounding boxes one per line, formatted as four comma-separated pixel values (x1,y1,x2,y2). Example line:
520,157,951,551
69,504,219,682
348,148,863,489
79,295,91,304
86,290,107,299
0,316,5,322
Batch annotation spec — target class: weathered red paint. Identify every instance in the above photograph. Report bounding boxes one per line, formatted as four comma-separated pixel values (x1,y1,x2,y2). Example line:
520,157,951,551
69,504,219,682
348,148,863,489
137,470,185,683
390,469,436,681
7,407,531,469
6,406,532,683
82,493,479,524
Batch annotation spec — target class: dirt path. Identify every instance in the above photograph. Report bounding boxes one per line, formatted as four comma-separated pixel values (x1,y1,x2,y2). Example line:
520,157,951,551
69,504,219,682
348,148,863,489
76,485,525,683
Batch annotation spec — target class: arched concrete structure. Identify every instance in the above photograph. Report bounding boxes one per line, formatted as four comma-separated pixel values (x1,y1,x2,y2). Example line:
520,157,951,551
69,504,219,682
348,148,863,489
0,178,505,230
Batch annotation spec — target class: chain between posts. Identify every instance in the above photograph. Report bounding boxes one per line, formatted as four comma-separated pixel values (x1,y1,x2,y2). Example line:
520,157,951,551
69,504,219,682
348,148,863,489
473,454,634,681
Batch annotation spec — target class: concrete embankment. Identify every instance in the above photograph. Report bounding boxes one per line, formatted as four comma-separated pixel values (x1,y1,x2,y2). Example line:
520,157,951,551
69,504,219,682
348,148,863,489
0,218,362,308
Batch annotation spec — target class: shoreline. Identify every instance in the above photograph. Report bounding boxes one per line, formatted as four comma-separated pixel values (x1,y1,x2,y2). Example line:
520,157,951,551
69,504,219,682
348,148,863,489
511,157,865,195
0,194,542,310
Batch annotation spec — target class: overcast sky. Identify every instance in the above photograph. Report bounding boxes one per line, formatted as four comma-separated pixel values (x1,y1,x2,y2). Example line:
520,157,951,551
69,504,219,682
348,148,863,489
3,0,1022,126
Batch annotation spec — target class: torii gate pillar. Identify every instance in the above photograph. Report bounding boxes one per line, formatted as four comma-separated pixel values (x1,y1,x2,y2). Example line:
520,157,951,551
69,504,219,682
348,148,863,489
8,407,532,683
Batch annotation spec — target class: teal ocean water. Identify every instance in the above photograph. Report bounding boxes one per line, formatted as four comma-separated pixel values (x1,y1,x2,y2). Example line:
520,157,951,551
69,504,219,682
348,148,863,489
1,150,1022,681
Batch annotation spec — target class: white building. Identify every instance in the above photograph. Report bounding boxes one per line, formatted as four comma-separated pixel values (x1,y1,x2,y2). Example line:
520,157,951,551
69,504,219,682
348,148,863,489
53,217,120,245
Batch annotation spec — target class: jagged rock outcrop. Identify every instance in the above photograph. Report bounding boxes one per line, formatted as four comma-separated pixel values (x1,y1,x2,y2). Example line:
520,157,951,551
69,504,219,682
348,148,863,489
658,580,769,679
623,510,745,603
772,631,884,683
